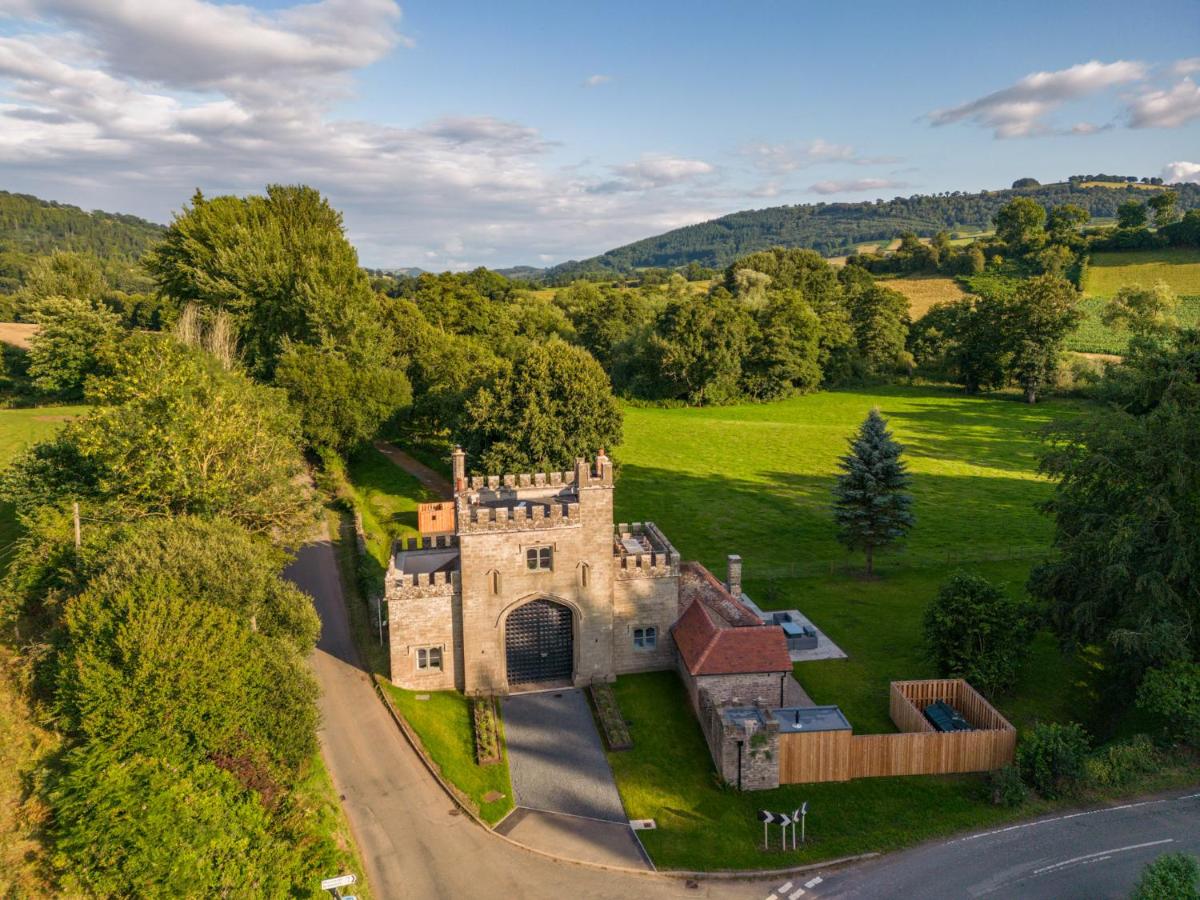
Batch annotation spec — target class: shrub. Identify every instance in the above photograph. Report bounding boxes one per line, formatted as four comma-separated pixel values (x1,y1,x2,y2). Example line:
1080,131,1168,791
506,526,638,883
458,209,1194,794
987,765,1027,807
1137,662,1200,747
1017,722,1090,798
1083,735,1162,788
923,571,1036,695
1130,852,1200,900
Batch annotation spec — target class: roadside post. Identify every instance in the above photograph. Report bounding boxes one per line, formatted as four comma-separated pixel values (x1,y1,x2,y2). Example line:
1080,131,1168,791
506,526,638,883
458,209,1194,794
778,812,792,849
799,801,808,846
320,874,357,899
758,810,774,848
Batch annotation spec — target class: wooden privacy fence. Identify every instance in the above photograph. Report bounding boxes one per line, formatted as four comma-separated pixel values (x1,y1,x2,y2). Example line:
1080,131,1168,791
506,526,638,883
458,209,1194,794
417,501,455,534
778,678,1016,784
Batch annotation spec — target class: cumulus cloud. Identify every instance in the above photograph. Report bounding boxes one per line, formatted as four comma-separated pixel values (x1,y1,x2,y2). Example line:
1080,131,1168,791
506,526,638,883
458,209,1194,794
588,155,715,193
928,60,1146,138
809,178,908,196
582,74,612,87
1128,79,1200,128
0,0,743,267
742,139,863,174
1162,161,1200,184
1171,58,1200,77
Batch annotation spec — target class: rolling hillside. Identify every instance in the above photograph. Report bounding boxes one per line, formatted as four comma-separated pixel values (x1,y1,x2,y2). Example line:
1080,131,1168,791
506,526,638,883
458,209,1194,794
0,190,165,293
545,180,1200,280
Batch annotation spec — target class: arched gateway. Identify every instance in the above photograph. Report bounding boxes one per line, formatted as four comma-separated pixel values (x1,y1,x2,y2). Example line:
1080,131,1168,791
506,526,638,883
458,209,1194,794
505,598,573,686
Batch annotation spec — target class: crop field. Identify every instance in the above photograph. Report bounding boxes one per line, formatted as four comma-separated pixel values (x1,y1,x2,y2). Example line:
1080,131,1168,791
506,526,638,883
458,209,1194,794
1083,248,1200,297
1075,181,1166,191
878,275,967,318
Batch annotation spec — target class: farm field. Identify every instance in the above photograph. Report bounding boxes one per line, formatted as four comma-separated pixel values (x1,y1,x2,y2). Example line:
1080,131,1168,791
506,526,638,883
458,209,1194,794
878,275,967,318
1083,248,1200,297
1069,294,1200,354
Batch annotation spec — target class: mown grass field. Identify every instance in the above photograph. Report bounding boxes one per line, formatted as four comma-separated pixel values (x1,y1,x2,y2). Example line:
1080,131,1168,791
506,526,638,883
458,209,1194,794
1083,248,1200,297
615,385,1089,734
878,275,967,318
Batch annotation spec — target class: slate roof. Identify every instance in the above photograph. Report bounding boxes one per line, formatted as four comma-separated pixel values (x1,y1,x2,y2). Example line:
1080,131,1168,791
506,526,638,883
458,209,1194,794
672,562,792,676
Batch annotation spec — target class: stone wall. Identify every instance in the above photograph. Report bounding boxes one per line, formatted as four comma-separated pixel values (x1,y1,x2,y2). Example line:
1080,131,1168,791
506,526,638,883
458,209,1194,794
458,456,617,694
611,572,678,674
386,577,462,691
677,658,788,714
696,689,780,791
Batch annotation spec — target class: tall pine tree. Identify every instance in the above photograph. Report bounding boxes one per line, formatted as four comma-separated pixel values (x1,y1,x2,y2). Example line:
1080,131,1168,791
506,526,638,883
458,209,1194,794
832,408,914,575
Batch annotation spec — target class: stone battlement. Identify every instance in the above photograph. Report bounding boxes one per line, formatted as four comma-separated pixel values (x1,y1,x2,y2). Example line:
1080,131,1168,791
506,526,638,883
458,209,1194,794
454,451,614,497
457,500,581,534
385,565,460,599
398,534,458,552
613,521,681,580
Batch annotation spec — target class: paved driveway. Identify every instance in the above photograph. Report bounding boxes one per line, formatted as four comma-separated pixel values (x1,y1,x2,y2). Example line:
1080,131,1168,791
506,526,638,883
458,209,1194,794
502,689,627,823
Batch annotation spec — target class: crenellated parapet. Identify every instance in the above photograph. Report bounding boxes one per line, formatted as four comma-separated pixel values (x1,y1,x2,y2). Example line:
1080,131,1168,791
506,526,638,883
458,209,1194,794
613,521,681,579
385,566,460,599
397,534,458,552
457,500,582,534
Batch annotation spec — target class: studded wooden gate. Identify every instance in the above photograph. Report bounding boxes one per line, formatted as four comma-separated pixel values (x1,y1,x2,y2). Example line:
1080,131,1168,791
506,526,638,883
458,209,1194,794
505,599,573,685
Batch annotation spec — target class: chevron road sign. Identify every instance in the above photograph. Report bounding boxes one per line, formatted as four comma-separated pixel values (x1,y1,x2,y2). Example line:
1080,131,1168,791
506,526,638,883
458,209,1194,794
759,809,775,845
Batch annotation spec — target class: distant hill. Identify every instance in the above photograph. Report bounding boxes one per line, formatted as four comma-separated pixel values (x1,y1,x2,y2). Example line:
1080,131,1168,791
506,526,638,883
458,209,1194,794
544,180,1200,281
0,190,164,293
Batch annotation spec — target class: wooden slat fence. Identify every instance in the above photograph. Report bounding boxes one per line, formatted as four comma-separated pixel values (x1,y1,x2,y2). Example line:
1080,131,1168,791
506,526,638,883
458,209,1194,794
417,501,455,534
778,678,1016,784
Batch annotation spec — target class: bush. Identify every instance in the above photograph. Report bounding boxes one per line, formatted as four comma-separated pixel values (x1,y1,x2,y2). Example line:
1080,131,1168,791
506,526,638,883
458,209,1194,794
987,764,1027,807
1130,852,1200,900
1137,662,1200,747
923,571,1036,695
1017,722,1090,798
1083,735,1162,788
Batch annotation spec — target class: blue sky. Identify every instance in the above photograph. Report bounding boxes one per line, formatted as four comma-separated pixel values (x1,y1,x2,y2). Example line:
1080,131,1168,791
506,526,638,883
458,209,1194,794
1,0,1197,268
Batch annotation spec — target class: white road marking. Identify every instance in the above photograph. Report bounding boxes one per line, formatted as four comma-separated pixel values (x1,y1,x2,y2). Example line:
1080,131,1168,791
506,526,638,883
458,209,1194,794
1032,838,1174,876
789,889,806,899
956,798,1172,843
777,882,793,893
805,876,823,888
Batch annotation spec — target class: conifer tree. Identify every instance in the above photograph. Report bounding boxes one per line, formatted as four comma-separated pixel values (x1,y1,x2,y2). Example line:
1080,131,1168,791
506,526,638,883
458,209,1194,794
832,408,914,575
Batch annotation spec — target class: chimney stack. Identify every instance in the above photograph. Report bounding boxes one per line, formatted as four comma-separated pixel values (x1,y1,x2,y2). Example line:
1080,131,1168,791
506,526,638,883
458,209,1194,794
727,554,743,600
451,446,466,494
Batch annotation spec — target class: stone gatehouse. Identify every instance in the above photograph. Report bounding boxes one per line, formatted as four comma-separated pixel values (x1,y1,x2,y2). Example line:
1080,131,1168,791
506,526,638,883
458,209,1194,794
385,449,792,701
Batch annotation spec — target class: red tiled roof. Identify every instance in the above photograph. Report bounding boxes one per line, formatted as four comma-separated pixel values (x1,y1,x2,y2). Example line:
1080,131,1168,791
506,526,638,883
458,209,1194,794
671,562,792,676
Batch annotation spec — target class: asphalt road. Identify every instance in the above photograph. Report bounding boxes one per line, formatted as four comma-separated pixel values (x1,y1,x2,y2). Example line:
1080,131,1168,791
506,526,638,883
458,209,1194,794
287,534,770,900
810,790,1200,899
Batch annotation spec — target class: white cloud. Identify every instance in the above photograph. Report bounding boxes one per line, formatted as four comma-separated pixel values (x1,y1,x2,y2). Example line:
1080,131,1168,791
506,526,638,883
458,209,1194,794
742,139,858,173
583,74,612,88
0,0,741,267
1171,58,1200,77
1128,79,1200,128
809,178,908,196
928,60,1146,138
1162,161,1200,184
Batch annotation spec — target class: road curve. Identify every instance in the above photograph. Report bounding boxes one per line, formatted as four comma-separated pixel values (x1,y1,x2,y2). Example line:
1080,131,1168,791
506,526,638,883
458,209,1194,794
816,790,1200,899
288,535,769,900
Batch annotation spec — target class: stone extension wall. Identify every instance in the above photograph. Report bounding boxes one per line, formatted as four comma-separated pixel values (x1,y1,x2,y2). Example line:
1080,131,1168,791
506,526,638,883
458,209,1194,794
696,688,780,791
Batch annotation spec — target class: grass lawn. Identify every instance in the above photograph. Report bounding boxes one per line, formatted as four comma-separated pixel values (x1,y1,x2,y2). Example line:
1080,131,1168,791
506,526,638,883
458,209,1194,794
380,684,514,825
614,385,1095,735
294,752,374,899
1084,248,1200,297
877,275,967,319
347,446,439,565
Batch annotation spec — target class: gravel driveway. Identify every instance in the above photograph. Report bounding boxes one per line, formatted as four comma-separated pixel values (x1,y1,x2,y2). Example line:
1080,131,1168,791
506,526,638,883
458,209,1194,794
502,689,627,823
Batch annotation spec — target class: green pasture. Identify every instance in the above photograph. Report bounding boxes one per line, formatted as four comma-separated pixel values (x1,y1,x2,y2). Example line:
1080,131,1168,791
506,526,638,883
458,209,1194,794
1084,249,1200,298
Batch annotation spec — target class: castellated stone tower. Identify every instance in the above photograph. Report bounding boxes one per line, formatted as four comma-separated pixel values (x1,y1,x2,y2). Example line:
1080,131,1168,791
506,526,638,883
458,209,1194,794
384,449,681,694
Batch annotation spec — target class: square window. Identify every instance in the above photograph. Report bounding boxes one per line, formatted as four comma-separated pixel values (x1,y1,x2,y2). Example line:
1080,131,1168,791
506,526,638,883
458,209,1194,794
415,646,442,671
633,626,657,650
526,545,553,571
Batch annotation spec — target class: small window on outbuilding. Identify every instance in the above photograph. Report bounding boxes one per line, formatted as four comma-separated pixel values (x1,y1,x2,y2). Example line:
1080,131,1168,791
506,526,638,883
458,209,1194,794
415,646,443,671
526,545,553,571
633,626,657,650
